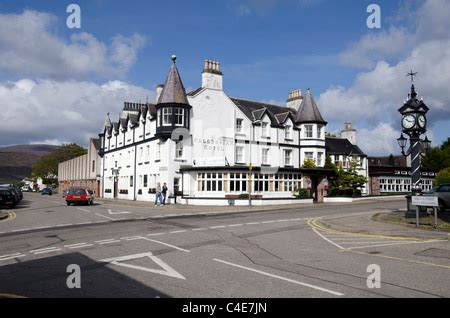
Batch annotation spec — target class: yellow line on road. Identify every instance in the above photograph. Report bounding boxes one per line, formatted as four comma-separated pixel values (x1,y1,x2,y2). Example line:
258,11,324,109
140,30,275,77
307,217,437,242
0,212,16,223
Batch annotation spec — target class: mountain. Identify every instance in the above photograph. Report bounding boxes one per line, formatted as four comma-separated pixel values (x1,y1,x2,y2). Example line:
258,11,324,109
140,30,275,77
0,144,59,183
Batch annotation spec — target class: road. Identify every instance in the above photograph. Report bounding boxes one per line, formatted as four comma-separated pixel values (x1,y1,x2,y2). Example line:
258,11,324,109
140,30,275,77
0,193,449,298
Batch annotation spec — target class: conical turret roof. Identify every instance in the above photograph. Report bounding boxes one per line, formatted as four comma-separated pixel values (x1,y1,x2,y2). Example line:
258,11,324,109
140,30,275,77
157,56,189,105
295,89,327,124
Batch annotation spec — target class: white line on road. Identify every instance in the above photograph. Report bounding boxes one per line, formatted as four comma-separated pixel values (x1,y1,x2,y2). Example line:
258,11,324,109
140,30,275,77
192,228,206,231
0,253,23,258
147,233,166,236
246,222,260,225
64,243,90,248
33,248,62,255
140,237,191,253
68,244,93,249
0,254,26,261
213,259,344,297
95,213,120,221
210,226,226,229
170,230,188,234
311,228,344,250
30,247,59,253
98,240,121,245
121,236,142,241
228,224,244,227
261,221,276,224
276,219,290,223
56,224,73,227
77,208,91,213
95,239,117,244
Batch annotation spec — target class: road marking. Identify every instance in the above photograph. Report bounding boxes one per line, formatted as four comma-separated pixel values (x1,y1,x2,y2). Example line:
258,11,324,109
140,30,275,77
98,240,122,245
64,243,90,248
261,221,276,224
276,219,290,223
56,224,73,227
170,230,188,234
95,213,119,221
33,248,62,255
246,222,260,225
290,218,307,221
311,228,344,249
0,254,26,261
213,259,344,297
192,228,206,231
338,241,403,245
210,226,226,229
68,244,93,249
95,239,117,243
77,208,91,213
140,237,190,253
100,252,186,280
147,233,166,236
229,224,244,227
107,209,132,215
30,247,58,253
120,236,142,241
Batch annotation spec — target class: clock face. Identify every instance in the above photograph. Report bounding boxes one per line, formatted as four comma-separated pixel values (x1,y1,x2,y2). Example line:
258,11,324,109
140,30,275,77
417,114,426,129
402,114,416,130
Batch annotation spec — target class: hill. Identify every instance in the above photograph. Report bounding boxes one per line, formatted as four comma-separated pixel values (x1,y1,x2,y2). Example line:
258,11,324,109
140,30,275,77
0,144,59,183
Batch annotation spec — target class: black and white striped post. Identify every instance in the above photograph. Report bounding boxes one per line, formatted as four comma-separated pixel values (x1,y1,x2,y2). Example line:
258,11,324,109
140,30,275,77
397,71,431,224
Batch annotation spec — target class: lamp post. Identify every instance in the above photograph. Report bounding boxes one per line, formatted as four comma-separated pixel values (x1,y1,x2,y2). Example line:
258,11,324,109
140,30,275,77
397,71,431,215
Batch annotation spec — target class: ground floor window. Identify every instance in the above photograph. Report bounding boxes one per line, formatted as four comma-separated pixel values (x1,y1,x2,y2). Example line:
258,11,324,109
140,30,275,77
197,173,223,192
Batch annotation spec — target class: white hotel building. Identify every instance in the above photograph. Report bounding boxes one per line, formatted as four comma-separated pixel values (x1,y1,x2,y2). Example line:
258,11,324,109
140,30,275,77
99,56,361,205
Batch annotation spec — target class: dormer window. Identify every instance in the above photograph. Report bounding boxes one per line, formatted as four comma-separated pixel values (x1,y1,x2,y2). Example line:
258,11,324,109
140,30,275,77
162,108,172,126
262,122,268,137
285,125,292,140
317,125,323,139
236,119,243,133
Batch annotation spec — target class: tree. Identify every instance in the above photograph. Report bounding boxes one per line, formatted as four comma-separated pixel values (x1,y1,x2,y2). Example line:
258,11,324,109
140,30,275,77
325,132,336,138
422,138,450,171
324,155,338,172
434,167,450,186
328,159,367,197
32,144,86,184
302,159,316,169
388,154,395,166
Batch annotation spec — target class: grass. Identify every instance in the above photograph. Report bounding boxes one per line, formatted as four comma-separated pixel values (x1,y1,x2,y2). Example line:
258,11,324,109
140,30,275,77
372,211,450,232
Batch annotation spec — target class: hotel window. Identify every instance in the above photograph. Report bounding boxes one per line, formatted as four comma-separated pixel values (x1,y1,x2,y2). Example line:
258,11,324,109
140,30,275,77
156,143,161,160
146,145,150,156
317,152,323,166
139,175,142,187
305,125,313,138
236,118,243,133
129,176,134,187
143,175,148,187
254,174,270,193
92,160,95,173
174,108,184,126
139,147,143,158
162,108,172,126
229,173,247,193
317,125,323,139
236,145,244,163
285,125,292,140
175,142,183,159
305,152,314,161
262,148,269,165
262,122,268,137
274,173,301,192
197,173,223,192
284,149,292,166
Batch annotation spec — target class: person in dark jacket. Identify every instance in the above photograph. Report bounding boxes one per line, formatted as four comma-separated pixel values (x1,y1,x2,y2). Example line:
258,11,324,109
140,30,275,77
161,182,168,206
155,182,162,206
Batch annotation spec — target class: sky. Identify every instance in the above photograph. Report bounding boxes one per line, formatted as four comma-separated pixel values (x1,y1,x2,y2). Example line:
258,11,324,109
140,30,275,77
0,0,449,156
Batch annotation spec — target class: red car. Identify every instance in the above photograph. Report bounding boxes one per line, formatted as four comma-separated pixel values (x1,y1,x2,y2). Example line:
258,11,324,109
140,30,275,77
66,188,94,206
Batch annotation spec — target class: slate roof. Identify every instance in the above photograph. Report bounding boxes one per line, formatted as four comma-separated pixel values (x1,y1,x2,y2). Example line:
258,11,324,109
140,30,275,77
187,87,203,97
325,137,366,157
157,58,189,105
295,89,327,124
230,98,296,127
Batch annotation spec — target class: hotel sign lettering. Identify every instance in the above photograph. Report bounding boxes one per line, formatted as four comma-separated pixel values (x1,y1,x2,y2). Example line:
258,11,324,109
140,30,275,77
193,137,234,152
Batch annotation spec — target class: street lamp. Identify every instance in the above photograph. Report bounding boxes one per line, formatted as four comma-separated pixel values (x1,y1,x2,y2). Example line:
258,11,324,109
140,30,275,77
397,71,431,195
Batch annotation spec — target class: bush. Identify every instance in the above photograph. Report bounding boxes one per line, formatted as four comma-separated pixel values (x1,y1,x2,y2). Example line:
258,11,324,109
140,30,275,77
297,188,310,199
434,167,450,186
302,159,316,169
238,193,249,199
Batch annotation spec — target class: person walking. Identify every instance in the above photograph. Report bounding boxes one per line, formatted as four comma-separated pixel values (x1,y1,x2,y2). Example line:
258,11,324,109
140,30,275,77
161,182,168,206
155,182,162,206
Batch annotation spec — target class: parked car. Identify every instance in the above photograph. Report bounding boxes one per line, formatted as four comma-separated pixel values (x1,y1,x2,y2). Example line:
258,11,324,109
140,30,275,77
41,188,53,195
434,183,450,212
66,188,94,206
14,188,23,201
0,187,18,208
21,186,31,192
62,189,69,198
8,187,21,202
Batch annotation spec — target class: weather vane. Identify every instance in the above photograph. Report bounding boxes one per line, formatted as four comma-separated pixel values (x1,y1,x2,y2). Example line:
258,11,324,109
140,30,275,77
406,70,418,84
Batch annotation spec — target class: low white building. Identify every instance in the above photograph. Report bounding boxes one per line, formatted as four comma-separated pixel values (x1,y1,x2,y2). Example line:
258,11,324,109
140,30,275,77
99,57,334,205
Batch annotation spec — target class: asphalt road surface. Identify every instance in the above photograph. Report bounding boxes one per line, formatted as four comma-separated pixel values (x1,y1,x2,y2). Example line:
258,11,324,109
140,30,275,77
0,193,449,298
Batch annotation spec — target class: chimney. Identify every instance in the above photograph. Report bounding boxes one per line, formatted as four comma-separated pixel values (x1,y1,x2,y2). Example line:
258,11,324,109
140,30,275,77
156,84,164,103
202,59,223,90
340,122,357,145
286,89,302,111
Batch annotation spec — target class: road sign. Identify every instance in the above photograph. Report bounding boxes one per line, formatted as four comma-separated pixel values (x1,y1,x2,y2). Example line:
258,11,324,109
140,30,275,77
412,196,438,207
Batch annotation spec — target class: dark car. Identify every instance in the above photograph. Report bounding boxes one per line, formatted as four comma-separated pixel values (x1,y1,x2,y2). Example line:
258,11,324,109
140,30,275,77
66,188,94,206
15,188,23,201
9,187,21,202
41,188,53,195
434,183,450,212
0,187,18,208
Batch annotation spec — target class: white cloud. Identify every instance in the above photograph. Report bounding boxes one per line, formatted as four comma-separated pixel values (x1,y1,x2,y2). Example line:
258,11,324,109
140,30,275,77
319,0,450,155
0,79,154,147
0,10,147,79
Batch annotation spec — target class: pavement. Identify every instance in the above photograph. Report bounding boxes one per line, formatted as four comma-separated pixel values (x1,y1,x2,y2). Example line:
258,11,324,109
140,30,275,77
313,211,449,241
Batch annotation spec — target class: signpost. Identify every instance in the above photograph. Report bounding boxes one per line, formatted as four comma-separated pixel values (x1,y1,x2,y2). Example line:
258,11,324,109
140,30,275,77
411,196,438,229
